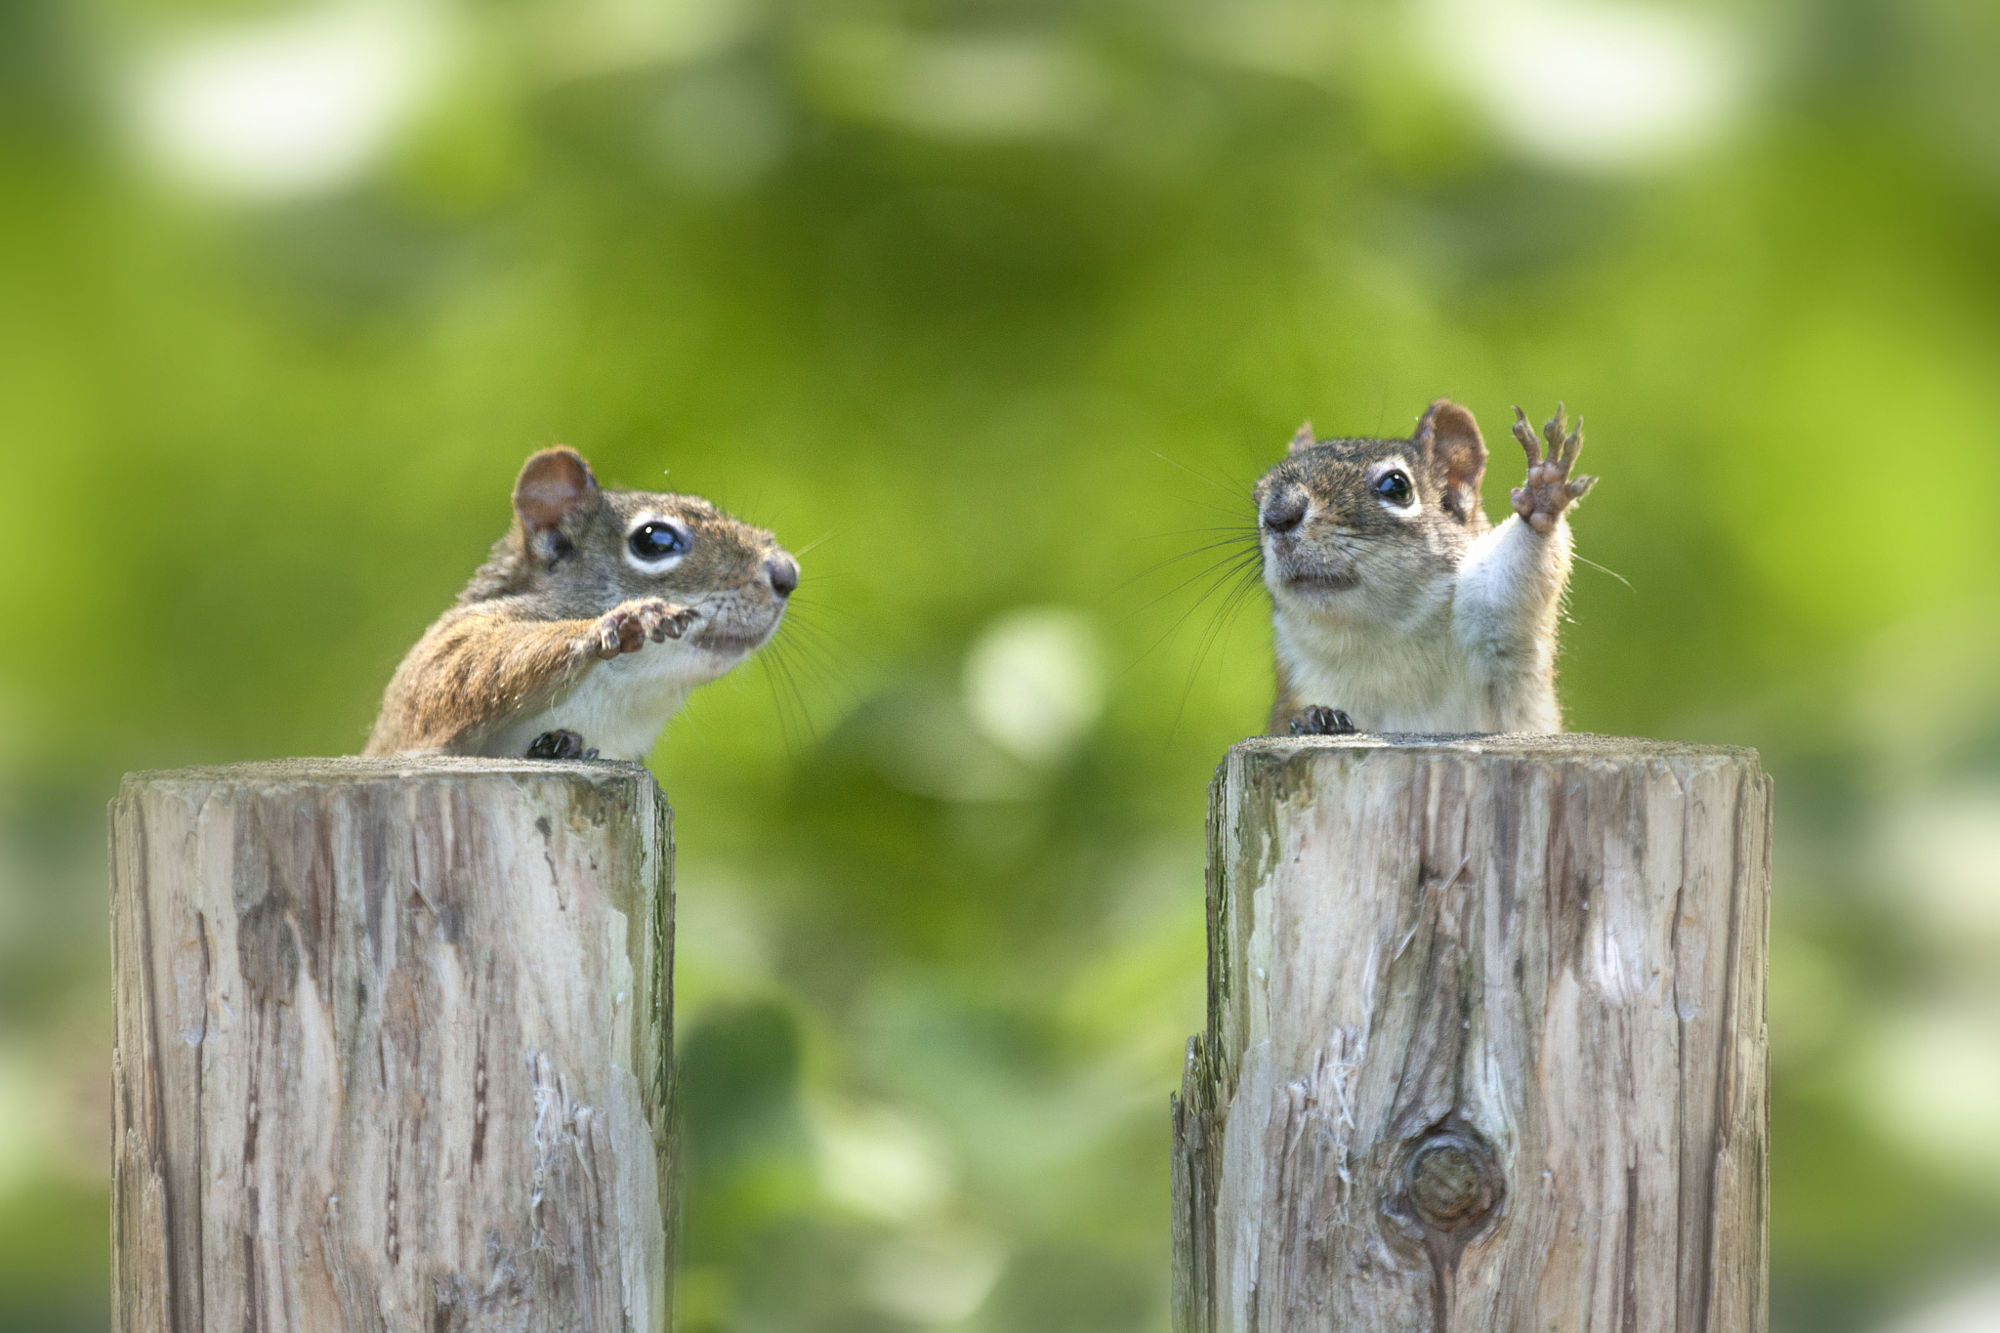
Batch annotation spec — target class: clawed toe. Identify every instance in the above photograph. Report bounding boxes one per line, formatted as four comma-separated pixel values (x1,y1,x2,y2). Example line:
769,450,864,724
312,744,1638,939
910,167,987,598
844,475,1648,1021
1289,706,1357,737
527,728,592,760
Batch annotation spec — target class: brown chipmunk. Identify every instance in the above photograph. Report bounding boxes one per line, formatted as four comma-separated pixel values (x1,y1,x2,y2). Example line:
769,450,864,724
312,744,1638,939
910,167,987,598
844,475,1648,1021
1255,399,1597,736
365,447,797,761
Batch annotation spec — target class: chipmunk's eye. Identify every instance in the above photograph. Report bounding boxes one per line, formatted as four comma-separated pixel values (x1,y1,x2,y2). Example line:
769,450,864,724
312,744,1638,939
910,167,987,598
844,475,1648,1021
628,520,690,563
1375,470,1414,508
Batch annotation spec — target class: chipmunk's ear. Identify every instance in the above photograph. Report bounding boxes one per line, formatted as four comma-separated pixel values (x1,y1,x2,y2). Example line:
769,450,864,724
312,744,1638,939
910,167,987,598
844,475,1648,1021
513,447,600,556
1286,420,1317,455
1416,399,1486,521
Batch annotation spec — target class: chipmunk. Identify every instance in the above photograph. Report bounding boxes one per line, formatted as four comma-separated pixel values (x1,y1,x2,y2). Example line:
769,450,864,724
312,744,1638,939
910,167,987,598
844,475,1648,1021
365,447,797,761
1255,399,1596,737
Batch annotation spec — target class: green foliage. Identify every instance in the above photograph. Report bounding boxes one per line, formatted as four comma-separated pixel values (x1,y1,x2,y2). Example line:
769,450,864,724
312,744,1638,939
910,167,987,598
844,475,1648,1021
3,0,1998,1328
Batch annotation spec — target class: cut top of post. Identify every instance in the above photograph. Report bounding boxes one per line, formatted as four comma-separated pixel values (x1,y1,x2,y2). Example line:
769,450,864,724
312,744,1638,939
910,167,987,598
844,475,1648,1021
119,754,663,791
1226,731,1759,766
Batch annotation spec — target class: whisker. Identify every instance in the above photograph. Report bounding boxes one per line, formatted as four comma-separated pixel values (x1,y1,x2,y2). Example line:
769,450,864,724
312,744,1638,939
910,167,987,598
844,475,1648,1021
776,611,861,661
1113,534,1263,594
756,642,819,755
1121,544,1265,627
773,633,845,697
1149,449,1257,504
1121,547,1265,674
1169,562,1267,738
1141,525,1263,541
757,652,802,756
1573,554,1633,590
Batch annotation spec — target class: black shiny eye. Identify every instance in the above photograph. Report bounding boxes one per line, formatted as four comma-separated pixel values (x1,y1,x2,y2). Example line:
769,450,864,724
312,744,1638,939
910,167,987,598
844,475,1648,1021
1375,470,1414,507
628,520,689,561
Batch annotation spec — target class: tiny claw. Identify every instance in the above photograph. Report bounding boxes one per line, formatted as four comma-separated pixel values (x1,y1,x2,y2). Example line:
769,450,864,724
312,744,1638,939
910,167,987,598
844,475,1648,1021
528,728,590,760
1559,420,1585,471
1567,474,1597,499
1542,403,1567,452
1289,705,1357,736
1511,406,1540,462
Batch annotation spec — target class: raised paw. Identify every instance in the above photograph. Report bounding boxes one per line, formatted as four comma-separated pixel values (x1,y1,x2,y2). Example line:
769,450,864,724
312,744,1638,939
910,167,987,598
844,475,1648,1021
527,729,598,761
1289,706,1357,736
1509,402,1598,535
658,606,700,641
590,599,698,659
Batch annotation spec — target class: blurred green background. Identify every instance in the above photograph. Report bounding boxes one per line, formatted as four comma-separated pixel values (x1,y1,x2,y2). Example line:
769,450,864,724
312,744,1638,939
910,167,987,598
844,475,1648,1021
4,0,1999,1328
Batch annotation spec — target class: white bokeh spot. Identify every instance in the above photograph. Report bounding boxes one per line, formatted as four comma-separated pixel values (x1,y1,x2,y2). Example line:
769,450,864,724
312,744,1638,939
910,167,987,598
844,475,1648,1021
134,2,443,198
963,606,1106,765
1429,0,1746,172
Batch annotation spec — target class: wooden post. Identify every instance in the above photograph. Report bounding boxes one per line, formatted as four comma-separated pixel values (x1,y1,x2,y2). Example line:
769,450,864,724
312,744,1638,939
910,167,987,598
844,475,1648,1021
110,758,676,1333
1172,736,1769,1333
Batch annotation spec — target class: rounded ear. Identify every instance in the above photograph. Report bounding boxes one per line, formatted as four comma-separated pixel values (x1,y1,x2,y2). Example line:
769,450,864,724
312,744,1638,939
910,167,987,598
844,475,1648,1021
1415,399,1486,519
513,447,600,548
1287,420,1317,455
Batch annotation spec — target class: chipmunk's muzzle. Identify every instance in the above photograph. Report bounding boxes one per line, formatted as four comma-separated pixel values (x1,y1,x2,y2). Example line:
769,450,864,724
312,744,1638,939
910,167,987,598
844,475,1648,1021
1263,533,1359,605
1265,541,1361,598
693,547,797,656
1261,484,1360,595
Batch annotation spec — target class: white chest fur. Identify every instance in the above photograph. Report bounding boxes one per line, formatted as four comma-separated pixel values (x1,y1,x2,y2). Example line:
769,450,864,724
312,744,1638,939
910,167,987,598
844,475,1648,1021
1272,515,1570,735
1277,613,1496,733
484,641,730,761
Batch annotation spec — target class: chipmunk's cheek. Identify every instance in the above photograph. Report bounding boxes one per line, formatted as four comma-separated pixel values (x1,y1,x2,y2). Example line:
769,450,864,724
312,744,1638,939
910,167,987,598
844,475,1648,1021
1273,544,1362,597
1285,572,1362,599
690,596,786,659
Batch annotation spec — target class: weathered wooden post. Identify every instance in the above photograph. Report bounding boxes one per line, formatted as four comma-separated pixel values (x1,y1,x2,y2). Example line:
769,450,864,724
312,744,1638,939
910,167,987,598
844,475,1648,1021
110,758,676,1332
1172,735,1769,1332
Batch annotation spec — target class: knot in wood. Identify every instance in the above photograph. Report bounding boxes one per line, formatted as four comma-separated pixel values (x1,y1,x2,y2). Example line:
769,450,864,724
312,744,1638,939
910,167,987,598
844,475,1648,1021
1404,1131,1501,1233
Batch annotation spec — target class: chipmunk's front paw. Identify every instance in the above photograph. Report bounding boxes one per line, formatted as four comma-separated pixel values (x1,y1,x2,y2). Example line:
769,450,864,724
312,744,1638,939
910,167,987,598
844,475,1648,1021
1289,706,1356,736
527,729,598,760
591,599,700,658
1510,403,1598,535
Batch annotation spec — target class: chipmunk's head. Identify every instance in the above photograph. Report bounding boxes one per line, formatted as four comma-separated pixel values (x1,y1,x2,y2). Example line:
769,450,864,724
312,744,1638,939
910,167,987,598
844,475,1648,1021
1254,399,1489,629
502,447,797,674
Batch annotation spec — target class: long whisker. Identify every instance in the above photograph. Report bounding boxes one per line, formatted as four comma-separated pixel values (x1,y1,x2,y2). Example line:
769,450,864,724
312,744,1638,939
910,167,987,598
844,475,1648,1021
776,608,862,667
1122,546,1266,675
1573,554,1633,589
1168,560,1267,738
756,641,817,755
772,631,845,700
1144,525,1264,540
1114,534,1262,595
1150,449,1250,502
757,648,802,756
773,646,818,745
1121,542,1265,626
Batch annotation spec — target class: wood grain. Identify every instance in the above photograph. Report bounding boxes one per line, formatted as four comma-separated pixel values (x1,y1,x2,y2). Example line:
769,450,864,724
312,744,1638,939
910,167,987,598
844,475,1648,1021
1172,735,1769,1333
111,758,676,1332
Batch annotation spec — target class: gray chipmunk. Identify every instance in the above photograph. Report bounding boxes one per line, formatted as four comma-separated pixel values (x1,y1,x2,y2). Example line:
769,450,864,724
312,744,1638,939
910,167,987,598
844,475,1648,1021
365,447,797,761
1255,399,1597,737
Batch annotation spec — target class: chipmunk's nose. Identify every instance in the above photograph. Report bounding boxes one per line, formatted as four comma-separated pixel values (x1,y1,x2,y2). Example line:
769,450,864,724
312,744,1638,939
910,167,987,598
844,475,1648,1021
765,553,799,597
1261,485,1308,535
